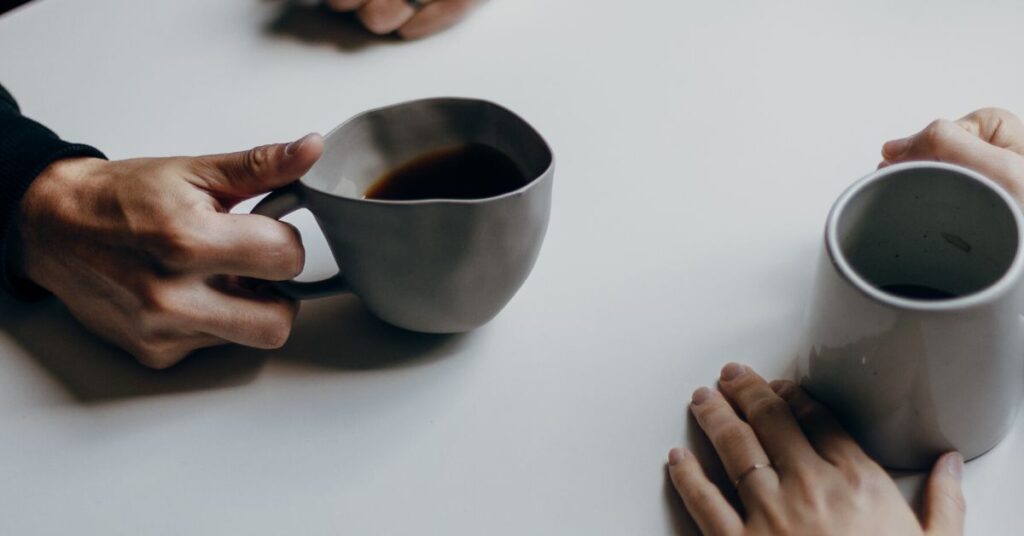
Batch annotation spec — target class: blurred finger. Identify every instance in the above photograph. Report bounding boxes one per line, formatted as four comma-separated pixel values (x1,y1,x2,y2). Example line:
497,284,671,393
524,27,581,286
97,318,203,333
399,0,476,39
769,380,873,469
667,448,743,536
325,0,370,11
881,119,1024,201
717,364,822,475
689,386,779,504
923,452,966,536
358,0,416,34
956,108,1024,155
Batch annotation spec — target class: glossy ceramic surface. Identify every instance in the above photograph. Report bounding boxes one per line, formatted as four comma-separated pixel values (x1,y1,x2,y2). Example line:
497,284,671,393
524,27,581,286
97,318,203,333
254,98,554,333
799,162,1024,469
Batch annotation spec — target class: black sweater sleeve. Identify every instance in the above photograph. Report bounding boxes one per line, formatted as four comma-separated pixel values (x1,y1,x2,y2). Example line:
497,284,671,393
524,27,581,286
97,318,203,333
0,83,106,299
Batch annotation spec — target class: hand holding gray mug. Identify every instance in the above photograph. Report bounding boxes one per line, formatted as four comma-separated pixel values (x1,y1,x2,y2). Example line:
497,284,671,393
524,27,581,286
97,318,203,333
252,98,554,334
799,109,1024,469
800,161,1024,469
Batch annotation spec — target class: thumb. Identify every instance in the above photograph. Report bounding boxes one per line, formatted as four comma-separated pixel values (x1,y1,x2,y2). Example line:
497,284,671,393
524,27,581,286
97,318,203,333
882,119,1024,200
955,108,1024,155
193,133,324,199
923,451,966,536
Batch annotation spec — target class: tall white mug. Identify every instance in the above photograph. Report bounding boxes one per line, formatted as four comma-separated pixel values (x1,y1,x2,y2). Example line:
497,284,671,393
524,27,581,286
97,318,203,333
799,162,1024,469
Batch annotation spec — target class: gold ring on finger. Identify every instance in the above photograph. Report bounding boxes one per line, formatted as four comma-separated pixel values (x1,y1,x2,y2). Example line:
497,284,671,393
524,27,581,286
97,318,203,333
734,462,774,488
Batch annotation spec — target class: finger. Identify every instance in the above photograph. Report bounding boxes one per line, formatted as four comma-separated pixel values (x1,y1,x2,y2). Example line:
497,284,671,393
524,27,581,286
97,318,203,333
158,212,304,281
956,107,1024,155
923,452,966,536
690,386,779,502
717,364,822,475
64,298,225,370
398,0,476,39
769,380,873,468
880,119,1024,201
668,448,743,536
325,0,370,10
358,0,416,34
191,133,324,203
131,332,226,370
186,285,299,349
209,214,305,280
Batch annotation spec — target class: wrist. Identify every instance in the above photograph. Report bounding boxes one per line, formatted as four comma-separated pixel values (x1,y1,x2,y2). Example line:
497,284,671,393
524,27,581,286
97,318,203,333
13,157,107,287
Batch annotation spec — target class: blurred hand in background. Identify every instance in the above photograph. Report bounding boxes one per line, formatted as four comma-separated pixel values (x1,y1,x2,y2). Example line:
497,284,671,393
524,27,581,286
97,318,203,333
325,0,478,39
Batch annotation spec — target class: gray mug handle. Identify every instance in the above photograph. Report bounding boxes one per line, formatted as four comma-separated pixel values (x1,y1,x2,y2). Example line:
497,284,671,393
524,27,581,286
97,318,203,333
251,184,350,299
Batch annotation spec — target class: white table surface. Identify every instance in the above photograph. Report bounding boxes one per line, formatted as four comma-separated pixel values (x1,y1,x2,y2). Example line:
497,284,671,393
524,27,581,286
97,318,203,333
2,0,1024,534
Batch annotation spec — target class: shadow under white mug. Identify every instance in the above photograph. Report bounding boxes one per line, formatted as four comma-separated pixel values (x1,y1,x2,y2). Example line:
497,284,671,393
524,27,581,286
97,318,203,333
800,162,1024,469
252,97,554,334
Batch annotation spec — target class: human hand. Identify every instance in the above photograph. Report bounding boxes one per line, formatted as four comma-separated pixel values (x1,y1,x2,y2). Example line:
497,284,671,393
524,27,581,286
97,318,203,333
880,108,1024,203
668,364,964,536
324,0,477,39
14,134,325,369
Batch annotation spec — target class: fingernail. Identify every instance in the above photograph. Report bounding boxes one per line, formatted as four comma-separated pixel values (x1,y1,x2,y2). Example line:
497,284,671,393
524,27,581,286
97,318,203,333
668,448,686,466
720,363,747,381
691,386,713,405
882,137,911,158
285,133,316,156
944,452,964,480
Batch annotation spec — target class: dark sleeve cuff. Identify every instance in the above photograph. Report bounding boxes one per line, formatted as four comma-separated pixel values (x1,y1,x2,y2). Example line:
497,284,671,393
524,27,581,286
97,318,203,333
1,91,106,300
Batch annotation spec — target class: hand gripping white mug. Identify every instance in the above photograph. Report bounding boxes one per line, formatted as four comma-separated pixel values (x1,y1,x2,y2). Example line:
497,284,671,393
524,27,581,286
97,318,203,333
799,162,1024,469
252,98,554,334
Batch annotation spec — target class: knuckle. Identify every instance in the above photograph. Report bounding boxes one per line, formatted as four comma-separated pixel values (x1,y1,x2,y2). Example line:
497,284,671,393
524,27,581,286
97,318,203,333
358,7,397,34
133,340,188,370
243,145,274,176
746,395,790,424
972,107,1018,124
837,461,870,490
921,119,956,148
137,310,164,338
257,324,291,349
151,223,202,269
254,305,297,349
791,469,827,507
262,223,305,279
713,422,753,453
771,380,798,399
135,279,173,314
791,398,819,421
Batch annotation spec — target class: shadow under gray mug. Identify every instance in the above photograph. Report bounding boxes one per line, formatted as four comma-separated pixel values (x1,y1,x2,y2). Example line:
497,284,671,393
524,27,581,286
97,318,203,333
252,98,554,334
800,162,1024,469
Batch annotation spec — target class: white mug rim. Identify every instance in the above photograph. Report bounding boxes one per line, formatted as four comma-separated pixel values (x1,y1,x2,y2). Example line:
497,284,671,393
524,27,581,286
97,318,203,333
825,161,1024,312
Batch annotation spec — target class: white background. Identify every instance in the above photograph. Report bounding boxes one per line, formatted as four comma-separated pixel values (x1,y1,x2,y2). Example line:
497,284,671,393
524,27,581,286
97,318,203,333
1,0,1023,534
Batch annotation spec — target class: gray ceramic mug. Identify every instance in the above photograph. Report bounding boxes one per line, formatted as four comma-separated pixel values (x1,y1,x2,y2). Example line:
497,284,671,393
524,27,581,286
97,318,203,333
799,162,1024,469
251,98,554,334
